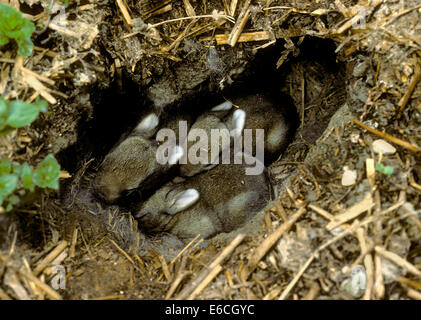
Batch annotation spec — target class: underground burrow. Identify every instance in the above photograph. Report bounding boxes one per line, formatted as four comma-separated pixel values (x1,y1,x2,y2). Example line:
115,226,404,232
54,36,346,258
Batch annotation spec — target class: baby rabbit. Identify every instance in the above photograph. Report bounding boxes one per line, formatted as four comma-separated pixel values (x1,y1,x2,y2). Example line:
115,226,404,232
179,109,246,177
210,93,291,164
135,152,270,240
93,113,183,203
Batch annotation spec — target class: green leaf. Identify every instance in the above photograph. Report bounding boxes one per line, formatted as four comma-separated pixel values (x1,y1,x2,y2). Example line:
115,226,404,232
0,96,7,117
0,4,35,57
34,96,48,112
375,162,394,175
0,173,18,198
0,157,11,175
6,99,40,128
33,155,60,189
20,162,35,191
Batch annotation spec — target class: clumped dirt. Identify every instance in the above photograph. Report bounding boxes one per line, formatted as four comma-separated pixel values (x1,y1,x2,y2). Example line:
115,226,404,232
0,0,420,300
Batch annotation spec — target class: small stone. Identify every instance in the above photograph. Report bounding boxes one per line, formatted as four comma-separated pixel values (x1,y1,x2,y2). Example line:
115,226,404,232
341,265,367,298
372,139,396,155
342,167,357,186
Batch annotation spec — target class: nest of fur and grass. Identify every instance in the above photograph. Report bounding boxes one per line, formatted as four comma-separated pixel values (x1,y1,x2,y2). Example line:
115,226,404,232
0,0,420,300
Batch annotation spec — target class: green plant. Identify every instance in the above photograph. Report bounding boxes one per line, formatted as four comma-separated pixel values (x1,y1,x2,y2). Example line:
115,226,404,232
0,3,35,56
0,96,47,136
0,155,60,211
375,162,394,175
0,96,61,212
58,0,70,8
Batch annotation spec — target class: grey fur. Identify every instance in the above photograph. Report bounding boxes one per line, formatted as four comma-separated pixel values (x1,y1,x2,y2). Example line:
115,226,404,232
136,153,270,240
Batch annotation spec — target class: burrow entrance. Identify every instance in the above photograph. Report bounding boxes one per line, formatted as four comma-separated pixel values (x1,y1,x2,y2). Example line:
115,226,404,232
53,36,346,256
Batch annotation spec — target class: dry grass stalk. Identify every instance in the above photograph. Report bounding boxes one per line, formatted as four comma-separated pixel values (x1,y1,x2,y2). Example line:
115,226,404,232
116,0,133,29
0,287,11,300
169,234,201,266
165,271,189,300
374,253,385,299
4,269,30,300
175,233,245,300
69,227,78,258
366,158,375,189
165,257,189,300
158,254,172,282
279,200,405,299
230,0,239,16
227,0,251,47
352,119,421,153
326,192,374,231
302,282,320,300
407,288,421,300
241,207,306,281
334,0,350,17
108,238,139,270
397,277,421,290
33,240,68,276
263,286,282,300
209,31,271,45
19,269,62,300
142,0,172,19
21,259,44,300
182,0,196,17
383,3,421,26
187,264,223,299
397,62,420,119
356,228,374,300
374,246,421,277
335,0,382,34
43,250,68,276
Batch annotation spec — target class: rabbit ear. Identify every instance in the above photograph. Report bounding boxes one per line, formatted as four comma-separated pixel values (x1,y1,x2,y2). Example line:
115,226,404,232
168,189,199,215
135,113,159,134
168,145,184,165
211,101,232,111
231,109,246,137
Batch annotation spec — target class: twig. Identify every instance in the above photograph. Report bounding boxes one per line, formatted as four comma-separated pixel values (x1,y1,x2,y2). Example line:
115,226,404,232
407,288,421,300
0,287,12,300
182,0,196,17
227,0,251,47
116,0,133,29
302,281,320,300
356,228,374,300
352,119,421,153
374,253,385,299
374,246,421,277
175,233,245,300
108,238,139,271
19,269,62,300
241,207,306,281
397,62,420,119
383,3,421,26
69,227,78,258
206,31,271,45
169,234,201,266
187,264,223,300
4,270,30,300
326,193,374,231
279,201,404,299
33,240,68,276
158,254,172,282
166,257,189,300
150,14,235,28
